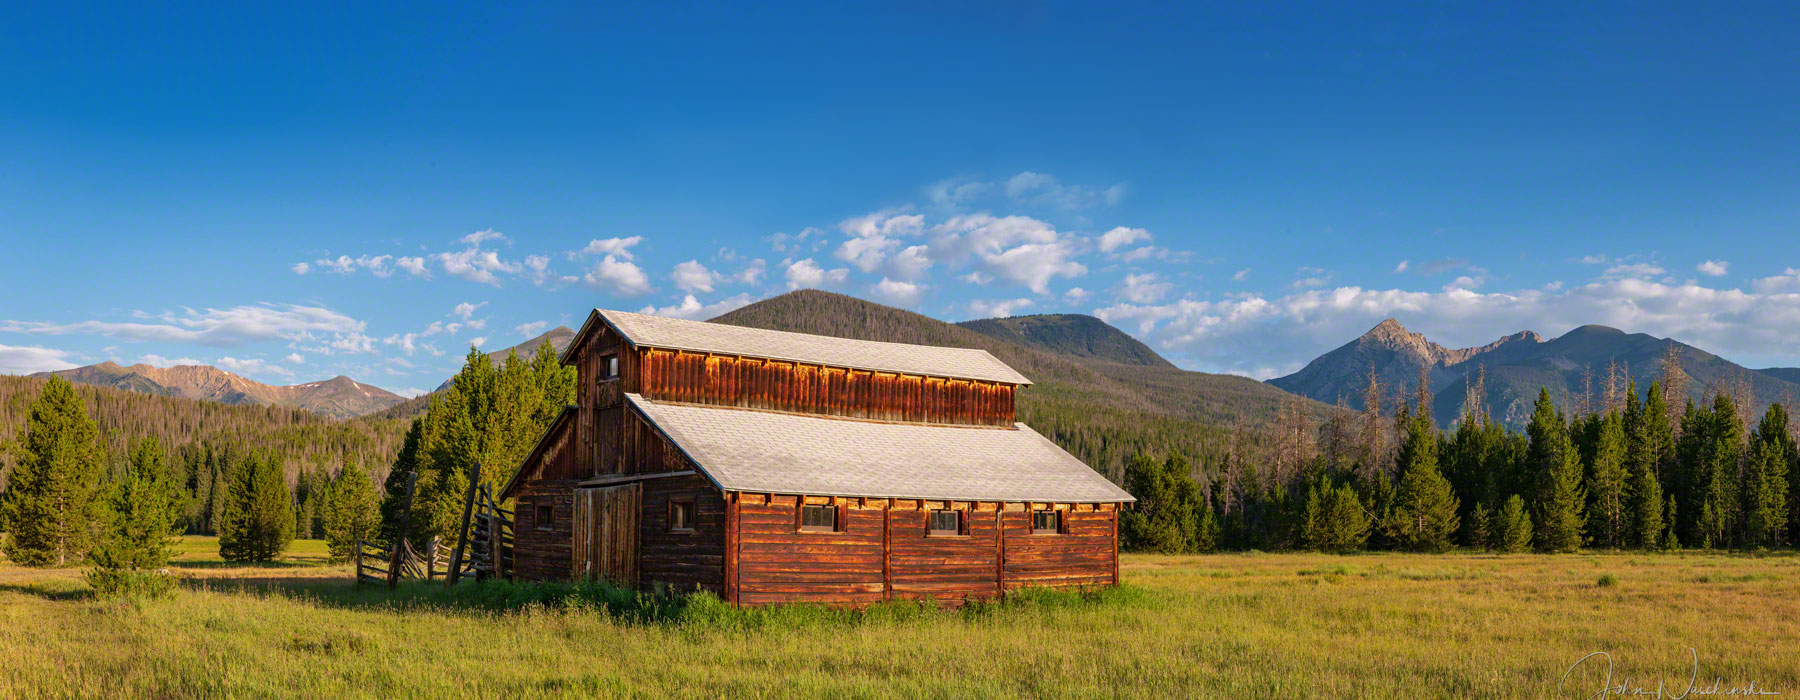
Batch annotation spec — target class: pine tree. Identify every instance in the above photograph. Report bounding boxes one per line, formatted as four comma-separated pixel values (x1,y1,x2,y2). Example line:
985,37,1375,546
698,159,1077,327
1631,455,1664,550
322,461,381,563
0,376,106,566
1387,413,1459,551
88,439,178,577
1194,499,1221,553
1121,454,1204,553
218,454,295,562
1317,481,1371,552
1661,494,1680,550
1745,441,1789,547
1585,413,1629,548
1494,495,1533,553
1525,389,1585,552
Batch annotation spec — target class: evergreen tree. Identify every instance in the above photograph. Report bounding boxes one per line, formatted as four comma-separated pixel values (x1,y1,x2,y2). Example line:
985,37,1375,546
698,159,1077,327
1745,440,1789,547
89,438,179,573
1585,413,1629,548
1631,455,1665,550
1493,495,1533,553
1194,499,1221,553
1386,413,1459,551
1306,478,1371,552
1662,494,1680,550
1121,454,1204,553
1535,433,1586,553
322,461,381,563
217,454,295,562
0,376,106,566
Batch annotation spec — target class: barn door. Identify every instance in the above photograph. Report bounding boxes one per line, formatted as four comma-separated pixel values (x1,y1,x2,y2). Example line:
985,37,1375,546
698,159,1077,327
572,483,641,586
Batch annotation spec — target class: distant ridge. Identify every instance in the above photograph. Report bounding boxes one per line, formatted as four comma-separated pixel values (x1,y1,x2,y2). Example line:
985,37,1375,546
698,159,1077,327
1270,319,1800,428
958,314,1175,368
33,361,406,420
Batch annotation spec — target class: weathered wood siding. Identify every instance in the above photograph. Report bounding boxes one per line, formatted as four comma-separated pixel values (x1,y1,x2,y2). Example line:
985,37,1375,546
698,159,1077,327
729,497,1120,607
513,479,578,582
637,348,1016,427
999,504,1118,590
532,410,583,482
639,474,726,593
886,501,1001,602
734,495,886,607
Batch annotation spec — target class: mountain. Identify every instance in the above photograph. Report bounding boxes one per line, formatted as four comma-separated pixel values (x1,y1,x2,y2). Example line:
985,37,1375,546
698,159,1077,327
713,290,1335,479
1271,319,1800,428
1758,368,1800,385
35,362,405,419
957,314,1175,368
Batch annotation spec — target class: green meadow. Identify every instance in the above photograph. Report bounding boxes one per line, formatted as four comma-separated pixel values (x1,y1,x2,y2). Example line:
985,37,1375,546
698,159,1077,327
2,537,1796,699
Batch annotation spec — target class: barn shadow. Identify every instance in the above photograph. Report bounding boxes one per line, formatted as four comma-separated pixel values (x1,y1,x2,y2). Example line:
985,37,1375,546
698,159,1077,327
0,581,94,602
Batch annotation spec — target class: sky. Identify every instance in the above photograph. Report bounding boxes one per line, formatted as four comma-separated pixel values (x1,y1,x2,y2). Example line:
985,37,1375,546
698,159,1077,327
1,2,1797,395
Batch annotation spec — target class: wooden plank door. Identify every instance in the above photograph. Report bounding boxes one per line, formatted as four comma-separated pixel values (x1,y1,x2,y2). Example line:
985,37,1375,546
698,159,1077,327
572,483,641,586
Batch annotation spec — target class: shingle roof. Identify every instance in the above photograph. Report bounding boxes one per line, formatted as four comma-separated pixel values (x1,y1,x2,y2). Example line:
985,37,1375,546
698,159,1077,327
580,309,1032,385
628,394,1133,503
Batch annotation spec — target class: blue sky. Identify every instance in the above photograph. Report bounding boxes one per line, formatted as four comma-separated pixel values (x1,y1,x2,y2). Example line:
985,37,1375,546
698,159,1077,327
2,2,1797,394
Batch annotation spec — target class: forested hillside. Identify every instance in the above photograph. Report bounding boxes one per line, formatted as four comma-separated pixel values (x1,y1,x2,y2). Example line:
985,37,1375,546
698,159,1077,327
0,375,408,489
958,314,1174,368
711,290,1333,481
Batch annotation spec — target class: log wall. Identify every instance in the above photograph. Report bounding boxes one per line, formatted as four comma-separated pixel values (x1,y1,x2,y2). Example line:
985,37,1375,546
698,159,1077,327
730,496,1120,607
637,348,1016,427
639,474,727,593
512,479,578,583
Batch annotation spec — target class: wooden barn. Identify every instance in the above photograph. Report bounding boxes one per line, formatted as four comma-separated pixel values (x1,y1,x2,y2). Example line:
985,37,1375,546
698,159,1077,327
499,308,1134,606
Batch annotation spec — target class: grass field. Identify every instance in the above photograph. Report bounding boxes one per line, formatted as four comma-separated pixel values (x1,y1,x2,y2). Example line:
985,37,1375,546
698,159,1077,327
2,537,1797,699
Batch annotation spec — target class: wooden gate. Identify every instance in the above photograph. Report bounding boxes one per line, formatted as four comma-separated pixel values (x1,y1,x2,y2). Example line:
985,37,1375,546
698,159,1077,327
573,483,641,585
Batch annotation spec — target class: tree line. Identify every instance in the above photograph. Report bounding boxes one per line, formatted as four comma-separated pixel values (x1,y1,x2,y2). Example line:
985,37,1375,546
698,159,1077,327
1123,348,1799,554
0,376,384,584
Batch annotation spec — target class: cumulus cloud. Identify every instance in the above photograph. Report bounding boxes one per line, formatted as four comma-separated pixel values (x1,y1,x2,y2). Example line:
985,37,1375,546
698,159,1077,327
1064,287,1090,301
1697,260,1730,277
453,302,485,320
768,227,827,256
522,254,571,287
1097,278,1800,377
967,298,1034,318
1232,268,1251,281
870,278,925,306
470,337,487,348
583,255,653,296
637,294,755,320
835,211,924,273
1602,262,1666,280
671,260,719,293
1118,272,1173,303
396,256,430,277
785,258,849,290
436,247,523,285
394,387,431,398
283,353,305,364
515,321,550,337
1394,260,1410,273
925,178,994,207
1753,268,1800,294
291,262,311,275
461,229,508,246
1097,227,1151,254
2,304,365,347
136,354,203,367
924,214,1085,294
215,356,294,378
292,254,397,278
576,236,644,259
0,344,79,374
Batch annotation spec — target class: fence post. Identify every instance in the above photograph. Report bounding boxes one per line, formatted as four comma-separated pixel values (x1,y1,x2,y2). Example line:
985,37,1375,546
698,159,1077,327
425,535,439,581
387,471,419,589
355,538,364,584
447,462,483,586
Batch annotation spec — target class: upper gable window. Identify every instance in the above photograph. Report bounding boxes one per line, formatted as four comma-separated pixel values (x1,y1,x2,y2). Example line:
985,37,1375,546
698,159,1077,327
601,354,619,380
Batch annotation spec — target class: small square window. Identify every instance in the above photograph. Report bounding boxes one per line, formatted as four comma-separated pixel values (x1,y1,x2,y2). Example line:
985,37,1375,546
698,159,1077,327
603,355,620,379
669,500,694,532
536,504,554,530
928,509,961,536
1032,509,1060,534
799,504,838,532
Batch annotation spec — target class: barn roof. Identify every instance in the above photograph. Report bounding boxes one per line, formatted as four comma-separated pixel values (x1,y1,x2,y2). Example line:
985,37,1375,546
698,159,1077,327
626,393,1132,503
564,308,1032,386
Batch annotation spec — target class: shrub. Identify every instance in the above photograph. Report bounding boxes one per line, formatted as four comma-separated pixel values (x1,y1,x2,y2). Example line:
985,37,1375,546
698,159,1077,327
1596,573,1618,588
85,568,176,599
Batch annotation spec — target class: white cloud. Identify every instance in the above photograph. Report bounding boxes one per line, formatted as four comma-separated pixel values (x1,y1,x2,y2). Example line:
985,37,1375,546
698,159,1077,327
1602,262,1666,280
637,293,755,320
1118,272,1173,303
870,278,925,306
469,337,487,348
136,354,202,367
784,258,849,290
293,254,397,278
215,356,294,378
0,344,79,374
515,321,550,337
452,302,485,320
1002,172,1125,210
671,260,719,293
967,298,1034,318
925,178,994,207
926,214,1085,294
436,247,523,285
1394,260,1410,273
396,256,429,278
2,304,364,347
461,229,508,246
582,255,654,296
1753,268,1800,294
1232,268,1251,281
886,246,933,282
1697,260,1730,277
1097,227,1151,254
576,236,644,259
768,227,827,256
835,211,924,273
394,387,431,399
1098,277,1800,377
732,259,767,285
290,262,311,275
1064,287,1090,301
1577,255,1611,265
522,254,569,287
961,271,992,285
283,353,305,364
